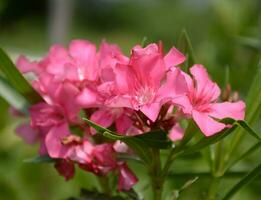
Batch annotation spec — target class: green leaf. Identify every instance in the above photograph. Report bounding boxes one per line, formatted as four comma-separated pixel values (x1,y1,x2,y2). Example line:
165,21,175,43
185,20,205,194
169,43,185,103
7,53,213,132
117,153,143,164
83,118,170,149
0,75,29,114
23,155,56,164
177,29,197,70
236,120,261,141
135,129,172,149
69,125,84,137
180,125,237,156
222,163,261,200
235,36,261,51
83,118,152,164
167,171,261,180
76,188,125,200
83,117,111,133
226,142,261,170
245,61,261,124
0,47,43,104
141,36,148,48
104,131,152,164
122,188,142,200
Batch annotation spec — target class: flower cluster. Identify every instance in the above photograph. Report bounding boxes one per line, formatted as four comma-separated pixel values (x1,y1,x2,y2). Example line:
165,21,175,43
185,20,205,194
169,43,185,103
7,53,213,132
15,40,245,190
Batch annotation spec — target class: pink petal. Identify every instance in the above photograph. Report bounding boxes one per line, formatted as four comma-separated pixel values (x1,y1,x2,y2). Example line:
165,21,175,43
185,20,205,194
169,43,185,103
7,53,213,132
192,110,226,136
190,64,221,102
69,40,97,81
114,64,135,94
16,55,38,73
157,68,188,102
45,123,71,158
118,163,138,191
16,123,39,145
76,88,100,108
90,109,115,134
164,47,186,70
172,96,193,115
113,141,128,153
55,82,80,122
54,159,75,181
209,101,245,120
115,113,132,134
140,103,161,122
130,53,165,86
169,123,184,141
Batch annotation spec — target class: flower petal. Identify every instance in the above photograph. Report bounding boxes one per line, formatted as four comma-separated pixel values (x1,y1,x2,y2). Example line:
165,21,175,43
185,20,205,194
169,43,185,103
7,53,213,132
209,101,245,120
118,163,138,191
45,123,71,158
190,64,221,102
140,103,161,122
76,88,100,108
157,68,188,102
164,47,186,69
169,123,184,141
192,110,225,136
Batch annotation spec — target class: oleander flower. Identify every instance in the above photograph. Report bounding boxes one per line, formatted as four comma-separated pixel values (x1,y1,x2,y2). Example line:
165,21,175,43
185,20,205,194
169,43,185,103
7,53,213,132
179,64,245,136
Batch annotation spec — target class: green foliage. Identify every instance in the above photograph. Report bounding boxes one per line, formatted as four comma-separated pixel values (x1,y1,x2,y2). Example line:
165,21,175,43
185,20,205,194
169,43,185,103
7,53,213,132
0,75,29,114
177,30,197,70
222,163,261,200
23,155,56,164
0,47,43,104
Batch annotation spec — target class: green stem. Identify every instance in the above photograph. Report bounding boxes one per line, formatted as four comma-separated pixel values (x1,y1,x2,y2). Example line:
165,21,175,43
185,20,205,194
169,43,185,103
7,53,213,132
150,149,163,200
206,177,221,200
98,176,111,196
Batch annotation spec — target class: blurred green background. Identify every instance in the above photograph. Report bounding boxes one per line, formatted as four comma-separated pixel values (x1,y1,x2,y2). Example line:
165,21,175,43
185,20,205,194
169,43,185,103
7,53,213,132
0,0,261,199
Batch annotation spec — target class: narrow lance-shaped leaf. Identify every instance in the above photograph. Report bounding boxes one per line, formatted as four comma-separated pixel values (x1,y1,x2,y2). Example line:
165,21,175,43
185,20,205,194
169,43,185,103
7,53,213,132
83,118,171,149
236,120,261,141
180,125,237,156
0,47,43,104
177,29,197,70
0,75,29,114
235,36,261,51
23,155,56,164
225,142,261,171
222,162,261,200
82,118,152,164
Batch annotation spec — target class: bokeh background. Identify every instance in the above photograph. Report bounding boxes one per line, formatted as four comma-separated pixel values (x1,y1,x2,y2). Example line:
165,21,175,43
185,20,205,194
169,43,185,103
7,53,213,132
0,0,261,199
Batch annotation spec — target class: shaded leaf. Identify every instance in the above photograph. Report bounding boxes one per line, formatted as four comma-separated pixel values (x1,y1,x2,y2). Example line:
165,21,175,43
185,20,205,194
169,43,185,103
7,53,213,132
177,29,197,70
122,188,142,200
0,47,43,104
83,118,171,149
0,75,29,114
104,131,152,164
79,188,125,200
83,118,152,164
180,125,237,156
117,153,143,164
236,120,261,141
23,155,56,164
222,163,261,200
226,142,261,170
235,36,261,51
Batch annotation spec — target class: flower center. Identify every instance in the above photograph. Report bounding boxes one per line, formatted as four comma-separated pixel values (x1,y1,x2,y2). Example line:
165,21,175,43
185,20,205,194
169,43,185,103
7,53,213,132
135,86,155,105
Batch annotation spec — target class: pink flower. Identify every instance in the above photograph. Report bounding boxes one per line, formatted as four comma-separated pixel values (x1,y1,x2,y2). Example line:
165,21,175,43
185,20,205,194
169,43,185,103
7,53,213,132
112,44,187,121
118,163,138,191
168,123,184,141
90,107,133,135
54,159,75,181
16,123,39,145
29,103,75,158
180,64,245,136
